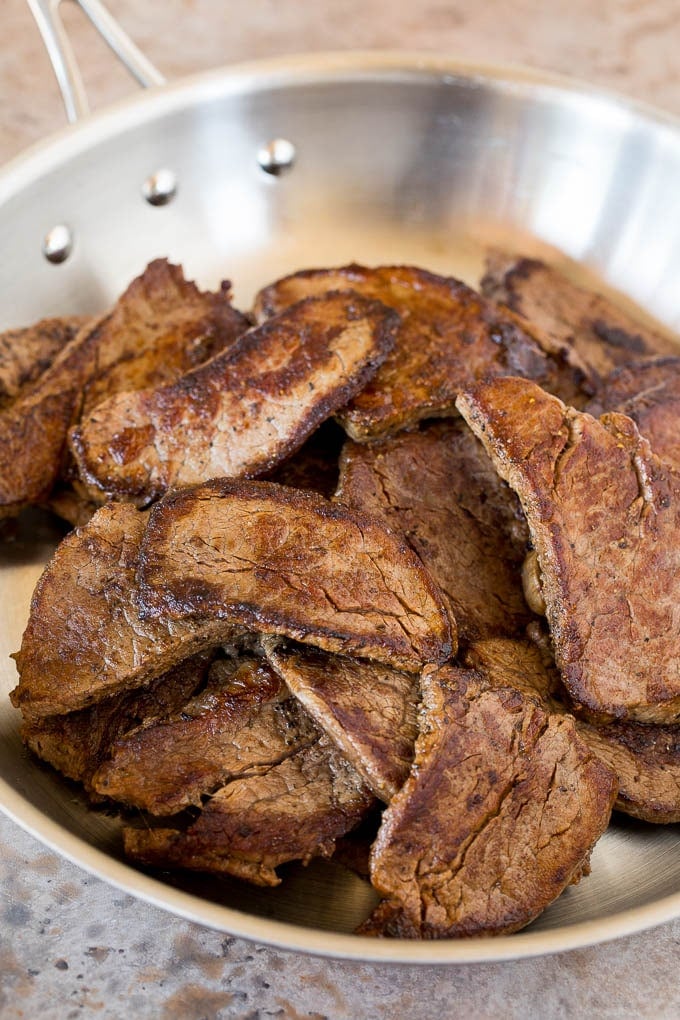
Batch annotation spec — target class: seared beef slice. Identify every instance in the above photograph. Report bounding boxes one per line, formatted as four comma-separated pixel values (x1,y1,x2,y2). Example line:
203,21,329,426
336,420,533,642
481,252,676,384
123,735,374,887
265,642,419,802
367,665,616,937
457,376,680,723
254,264,580,440
0,316,86,410
71,291,398,505
22,651,214,790
0,260,247,517
11,502,231,721
586,357,680,469
92,657,319,814
466,637,680,824
138,479,453,672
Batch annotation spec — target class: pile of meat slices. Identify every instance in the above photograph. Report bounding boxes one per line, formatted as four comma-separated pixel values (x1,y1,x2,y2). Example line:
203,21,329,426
7,252,680,939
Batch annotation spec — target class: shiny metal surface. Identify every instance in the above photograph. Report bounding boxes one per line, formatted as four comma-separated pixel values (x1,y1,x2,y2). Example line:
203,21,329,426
41,221,73,263
1,53,680,962
26,0,165,122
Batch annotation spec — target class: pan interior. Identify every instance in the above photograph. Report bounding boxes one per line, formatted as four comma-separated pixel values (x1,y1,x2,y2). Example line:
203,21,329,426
2,58,680,959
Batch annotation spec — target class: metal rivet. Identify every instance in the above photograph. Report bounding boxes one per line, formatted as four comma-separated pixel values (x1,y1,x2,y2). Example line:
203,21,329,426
257,138,296,176
42,224,73,264
142,168,177,206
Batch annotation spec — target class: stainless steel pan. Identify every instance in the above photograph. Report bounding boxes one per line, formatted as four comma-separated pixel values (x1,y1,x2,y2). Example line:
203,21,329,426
2,0,680,963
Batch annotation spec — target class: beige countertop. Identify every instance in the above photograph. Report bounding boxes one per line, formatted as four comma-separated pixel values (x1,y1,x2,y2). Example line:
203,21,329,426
2,2,680,1017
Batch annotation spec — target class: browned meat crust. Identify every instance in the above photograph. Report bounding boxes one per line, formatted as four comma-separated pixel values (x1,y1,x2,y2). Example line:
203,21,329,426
70,291,399,506
0,316,87,411
10,502,234,721
367,665,616,937
0,260,247,518
466,636,680,824
457,376,680,723
138,479,453,672
265,641,419,802
586,356,680,468
91,657,319,814
254,264,584,441
77,259,249,417
480,252,677,385
22,651,215,790
336,420,533,643
122,735,374,887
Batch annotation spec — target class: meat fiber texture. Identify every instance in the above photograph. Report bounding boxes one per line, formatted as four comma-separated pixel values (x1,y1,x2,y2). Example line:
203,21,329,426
457,376,680,723
336,420,533,644
466,637,680,824
10,502,233,721
0,259,248,518
0,316,86,411
70,290,399,506
481,251,677,387
365,665,616,937
21,651,215,791
254,264,587,440
123,733,374,887
137,479,453,673
586,356,680,470
91,656,319,815
265,641,419,803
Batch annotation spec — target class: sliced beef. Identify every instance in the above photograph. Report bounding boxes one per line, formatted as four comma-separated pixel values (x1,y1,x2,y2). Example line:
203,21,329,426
41,484,99,528
586,356,680,468
0,316,87,411
336,420,533,643
367,664,616,937
122,734,374,887
254,264,586,441
265,641,419,802
77,259,249,417
466,637,680,824
91,656,318,814
138,479,453,673
70,291,399,506
0,260,247,518
22,650,214,791
480,251,677,385
11,502,234,721
457,376,680,723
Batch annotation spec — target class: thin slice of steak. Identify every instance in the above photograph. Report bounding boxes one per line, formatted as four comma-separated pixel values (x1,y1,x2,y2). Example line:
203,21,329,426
22,650,215,791
466,636,680,824
254,264,586,440
91,656,319,814
0,260,247,517
10,502,234,721
457,376,680,723
336,420,533,643
586,356,680,468
265,641,419,802
0,316,87,411
366,664,616,937
70,291,399,506
123,734,374,887
138,479,453,672
480,251,677,384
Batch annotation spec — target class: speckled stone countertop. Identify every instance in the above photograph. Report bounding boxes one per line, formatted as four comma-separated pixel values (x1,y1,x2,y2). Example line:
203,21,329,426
2,2,680,1017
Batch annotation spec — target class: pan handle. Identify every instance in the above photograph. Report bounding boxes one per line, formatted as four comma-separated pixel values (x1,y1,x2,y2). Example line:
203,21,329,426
27,0,166,124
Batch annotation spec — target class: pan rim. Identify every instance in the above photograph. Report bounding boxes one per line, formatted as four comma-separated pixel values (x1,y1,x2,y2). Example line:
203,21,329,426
2,49,680,963
2,48,680,198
